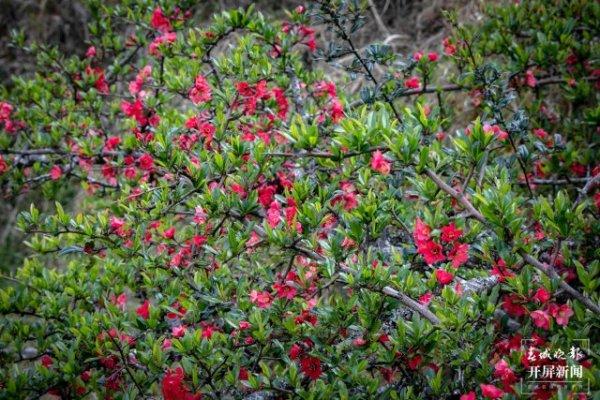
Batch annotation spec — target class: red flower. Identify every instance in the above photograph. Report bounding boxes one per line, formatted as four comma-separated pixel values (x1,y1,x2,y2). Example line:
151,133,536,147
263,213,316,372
151,7,172,33
480,383,504,399
330,98,344,123
0,156,7,174
501,293,527,317
428,52,439,62
257,184,277,208
570,162,586,177
440,223,462,243
435,269,454,286
371,150,391,174
163,227,176,240
40,354,53,368
238,367,249,381
300,356,322,381
404,76,421,89
532,287,551,303
162,367,201,400
105,136,121,150
81,370,91,382
289,343,302,359
443,37,456,55
230,183,247,198
408,355,422,370
49,165,62,181
138,153,154,171
273,282,297,300
530,310,551,330
460,392,476,400
136,300,150,319
419,240,445,265
491,258,515,282
189,75,212,105
449,243,469,268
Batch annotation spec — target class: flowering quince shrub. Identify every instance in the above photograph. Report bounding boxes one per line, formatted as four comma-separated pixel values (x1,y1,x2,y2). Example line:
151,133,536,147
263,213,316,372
0,1,599,399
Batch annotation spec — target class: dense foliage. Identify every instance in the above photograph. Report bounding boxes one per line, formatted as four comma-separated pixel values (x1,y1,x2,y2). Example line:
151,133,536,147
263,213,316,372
0,1,599,399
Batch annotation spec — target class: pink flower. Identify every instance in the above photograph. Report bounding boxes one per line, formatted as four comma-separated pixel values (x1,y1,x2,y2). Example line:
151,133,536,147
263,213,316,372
149,32,177,57
480,383,504,399
238,321,251,330
266,201,281,228
483,124,509,141
404,76,421,89
85,46,97,58
171,325,186,337
413,51,423,61
413,218,431,245
353,337,367,347
250,290,272,308
246,231,262,247
530,310,551,330
435,269,454,286
494,359,517,384
533,128,548,139
550,303,573,326
371,150,391,174
314,81,337,98
49,165,62,181
525,69,537,87
110,216,125,231
419,292,433,305
115,292,127,310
